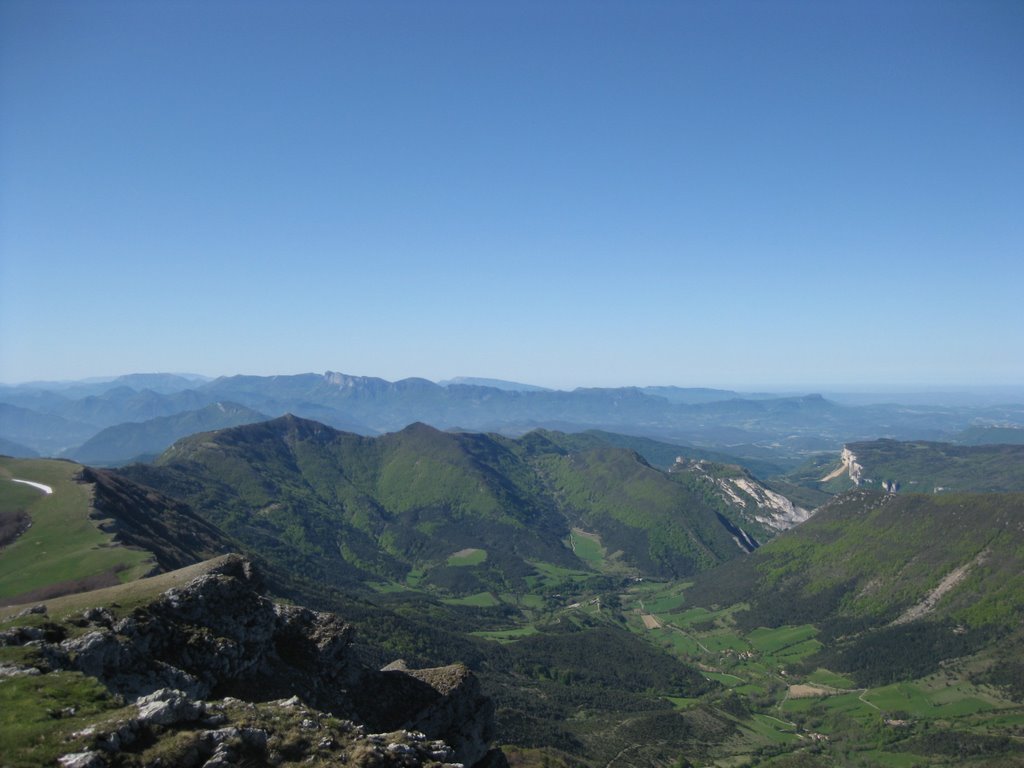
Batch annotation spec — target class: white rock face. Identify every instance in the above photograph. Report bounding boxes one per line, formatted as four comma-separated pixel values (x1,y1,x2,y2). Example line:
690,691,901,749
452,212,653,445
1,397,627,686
713,477,811,532
673,457,814,534
843,448,864,485
819,447,863,485
729,478,813,531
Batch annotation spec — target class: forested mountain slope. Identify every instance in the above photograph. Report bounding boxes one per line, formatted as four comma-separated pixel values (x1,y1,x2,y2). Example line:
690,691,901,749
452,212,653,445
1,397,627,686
119,417,806,596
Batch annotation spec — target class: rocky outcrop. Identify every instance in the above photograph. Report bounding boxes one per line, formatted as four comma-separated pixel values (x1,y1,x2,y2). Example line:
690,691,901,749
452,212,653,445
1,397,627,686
727,477,812,532
675,458,812,535
52,556,286,702
8,555,499,766
365,660,497,766
60,690,467,767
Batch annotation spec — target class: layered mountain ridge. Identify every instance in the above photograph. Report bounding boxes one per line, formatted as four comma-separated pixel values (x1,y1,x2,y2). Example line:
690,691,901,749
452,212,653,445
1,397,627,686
4,370,1022,466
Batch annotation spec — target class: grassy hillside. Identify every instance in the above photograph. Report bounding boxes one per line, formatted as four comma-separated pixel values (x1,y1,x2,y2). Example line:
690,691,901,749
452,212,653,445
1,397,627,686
563,428,788,477
536,445,742,575
594,487,1024,767
0,553,238,620
0,458,154,604
686,490,1024,673
0,457,232,607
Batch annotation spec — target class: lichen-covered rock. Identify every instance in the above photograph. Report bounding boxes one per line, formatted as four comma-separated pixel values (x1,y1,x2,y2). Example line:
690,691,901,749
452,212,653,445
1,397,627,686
136,688,205,725
52,557,279,701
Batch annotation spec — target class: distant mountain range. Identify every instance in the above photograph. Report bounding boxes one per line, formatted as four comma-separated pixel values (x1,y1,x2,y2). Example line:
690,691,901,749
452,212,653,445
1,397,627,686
3,371,1022,467
438,376,552,392
69,402,269,465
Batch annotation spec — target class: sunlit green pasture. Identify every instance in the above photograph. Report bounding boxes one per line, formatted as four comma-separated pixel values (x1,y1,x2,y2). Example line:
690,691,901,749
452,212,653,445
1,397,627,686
747,624,818,655
568,528,604,567
704,671,746,688
781,691,879,723
0,459,153,602
653,627,707,657
699,629,748,654
865,680,998,718
806,668,856,688
447,547,487,566
472,625,539,643
515,593,545,609
741,713,801,744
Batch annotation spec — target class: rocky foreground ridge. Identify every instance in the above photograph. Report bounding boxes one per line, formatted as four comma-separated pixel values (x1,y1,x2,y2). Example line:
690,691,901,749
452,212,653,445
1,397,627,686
0,555,504,767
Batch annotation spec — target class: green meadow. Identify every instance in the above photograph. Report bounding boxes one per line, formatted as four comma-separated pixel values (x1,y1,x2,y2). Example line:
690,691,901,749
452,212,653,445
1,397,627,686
447,547,487,566
0,459,153,604
568,528,604,567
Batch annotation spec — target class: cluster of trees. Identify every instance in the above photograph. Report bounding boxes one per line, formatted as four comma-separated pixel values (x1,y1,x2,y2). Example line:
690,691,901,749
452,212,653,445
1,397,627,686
817,621,992,686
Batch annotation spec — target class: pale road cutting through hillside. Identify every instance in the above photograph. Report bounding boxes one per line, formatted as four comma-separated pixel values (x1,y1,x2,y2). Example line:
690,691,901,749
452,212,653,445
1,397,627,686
11,479,53,495
890,548,990,626
819,463,848,482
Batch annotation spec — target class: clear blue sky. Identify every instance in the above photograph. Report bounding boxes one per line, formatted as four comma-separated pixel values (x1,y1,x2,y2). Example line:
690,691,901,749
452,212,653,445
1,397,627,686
1,0,1021,390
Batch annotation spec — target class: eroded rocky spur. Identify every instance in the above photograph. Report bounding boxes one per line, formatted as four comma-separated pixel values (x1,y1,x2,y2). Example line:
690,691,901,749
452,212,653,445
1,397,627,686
0,555,504,767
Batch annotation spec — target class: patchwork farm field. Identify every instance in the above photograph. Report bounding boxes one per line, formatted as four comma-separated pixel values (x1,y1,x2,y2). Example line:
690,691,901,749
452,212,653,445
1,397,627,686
608,577,1024,766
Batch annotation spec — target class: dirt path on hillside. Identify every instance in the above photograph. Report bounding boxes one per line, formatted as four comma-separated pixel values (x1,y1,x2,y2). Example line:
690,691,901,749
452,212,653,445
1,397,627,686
891,548,989,625
819,463,847,482
788,684,833,698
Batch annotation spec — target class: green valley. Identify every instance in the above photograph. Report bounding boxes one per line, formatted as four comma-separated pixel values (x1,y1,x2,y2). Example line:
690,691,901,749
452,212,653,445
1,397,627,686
1,425,1022,766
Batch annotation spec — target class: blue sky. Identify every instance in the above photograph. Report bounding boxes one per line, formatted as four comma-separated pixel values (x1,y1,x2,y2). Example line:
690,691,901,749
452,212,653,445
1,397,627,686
1,1,1021,390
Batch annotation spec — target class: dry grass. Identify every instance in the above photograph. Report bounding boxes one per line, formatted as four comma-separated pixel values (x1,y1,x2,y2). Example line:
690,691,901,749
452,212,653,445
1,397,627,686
642,614,662,630
0,554,239,622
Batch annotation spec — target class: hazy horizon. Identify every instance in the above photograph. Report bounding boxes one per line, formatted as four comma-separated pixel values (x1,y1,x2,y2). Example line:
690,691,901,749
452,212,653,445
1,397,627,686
2,2,1021,390
3,368,1024,404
